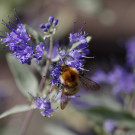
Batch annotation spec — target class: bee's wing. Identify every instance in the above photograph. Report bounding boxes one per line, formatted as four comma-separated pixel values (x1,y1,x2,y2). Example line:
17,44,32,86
60,89,69,110
79,76,100,91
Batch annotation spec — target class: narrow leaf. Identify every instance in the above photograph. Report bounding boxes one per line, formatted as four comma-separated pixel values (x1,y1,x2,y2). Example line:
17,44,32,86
79,107,135,129
0,105,32,119
6,54,38,97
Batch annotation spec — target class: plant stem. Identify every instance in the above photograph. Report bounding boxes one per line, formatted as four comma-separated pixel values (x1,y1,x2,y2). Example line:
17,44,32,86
38,35,53,94
19,110,34,135
19,35,53,135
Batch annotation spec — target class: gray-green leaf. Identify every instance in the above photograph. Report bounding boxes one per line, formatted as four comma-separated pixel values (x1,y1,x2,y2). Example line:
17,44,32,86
79,107,135,130
0,104,33,119
6,54,38,97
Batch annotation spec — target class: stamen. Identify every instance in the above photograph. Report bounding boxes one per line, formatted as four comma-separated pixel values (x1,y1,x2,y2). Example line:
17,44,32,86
72,21,76,34
9,21,17,29
0,30,6,34
69,95,80,99
82,56,94,58
14,9,22,24
8,15,16,25
78,22,86,34
2,20,14,31
0,35,5,38
80,68,89,71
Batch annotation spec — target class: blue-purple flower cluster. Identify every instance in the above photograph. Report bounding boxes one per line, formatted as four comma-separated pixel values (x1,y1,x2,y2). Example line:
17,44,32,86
104,120,116,134
50,25,91,87
0,13,47,64
35,97,57,117
92,66,135,94
34,42,45,60
69,24,87,48
92,36,135,94
125,37,135,66
40,16,58,34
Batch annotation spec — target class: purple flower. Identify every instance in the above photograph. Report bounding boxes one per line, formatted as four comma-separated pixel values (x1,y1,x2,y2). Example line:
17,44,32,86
69,31,87,45
50,48,86,86
34,42,45,60
53,19,59,26
108,66,135,94
40,16,59,34
50,25,91,87
50,64,61,86
92,66,135,94
0,13,34,64
14,46,33,64
40,24,45,29
35,97,57,117
91,69,107,83
69,24,88,49
104,120,116,134
45,23,51,29
48,16,54,23
0,12,47,64
125,37,135,66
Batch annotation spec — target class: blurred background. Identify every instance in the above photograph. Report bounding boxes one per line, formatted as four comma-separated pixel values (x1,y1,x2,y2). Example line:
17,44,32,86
1,0,135,135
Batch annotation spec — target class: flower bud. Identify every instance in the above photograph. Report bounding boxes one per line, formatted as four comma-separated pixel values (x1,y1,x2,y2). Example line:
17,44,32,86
43,28,48,32
53,19,59,26
40,24,45,29
45,23,51,29
104,120,116,134
48,16,54,23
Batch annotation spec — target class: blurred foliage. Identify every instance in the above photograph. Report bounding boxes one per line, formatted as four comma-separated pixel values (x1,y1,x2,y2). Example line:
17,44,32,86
0,0,28,29
72,0,104,15
6,54,38,97
79,107,135,130
44,123,77,135
0,104,32,119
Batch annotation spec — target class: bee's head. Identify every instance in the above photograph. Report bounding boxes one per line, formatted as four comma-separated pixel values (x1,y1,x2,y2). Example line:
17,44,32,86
60,64,69,71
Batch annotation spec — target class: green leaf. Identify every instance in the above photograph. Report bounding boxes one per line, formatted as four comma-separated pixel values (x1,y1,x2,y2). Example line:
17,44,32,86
44,124,77,135
6,54,38,97
0,105,32,119
79,93,122,111
79,107,135,130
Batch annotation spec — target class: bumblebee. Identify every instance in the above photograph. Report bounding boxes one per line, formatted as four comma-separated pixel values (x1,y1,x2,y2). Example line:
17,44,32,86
59,64,100,110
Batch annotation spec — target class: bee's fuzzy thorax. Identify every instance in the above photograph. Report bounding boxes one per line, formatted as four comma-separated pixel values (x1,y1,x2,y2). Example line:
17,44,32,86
60,65,79,86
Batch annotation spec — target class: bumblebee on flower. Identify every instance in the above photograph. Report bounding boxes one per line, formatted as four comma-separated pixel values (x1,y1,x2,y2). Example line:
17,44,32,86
50,25,99,110
0,11,99,117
